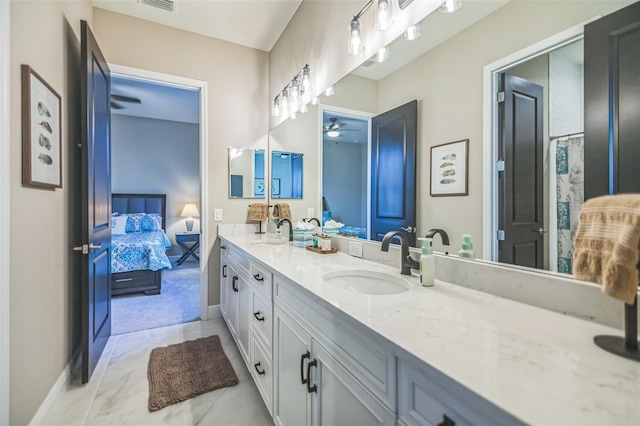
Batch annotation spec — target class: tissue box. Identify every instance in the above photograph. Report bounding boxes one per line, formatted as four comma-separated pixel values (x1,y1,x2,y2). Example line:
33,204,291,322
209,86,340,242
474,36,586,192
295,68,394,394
293,229,314,247
322,226,340,235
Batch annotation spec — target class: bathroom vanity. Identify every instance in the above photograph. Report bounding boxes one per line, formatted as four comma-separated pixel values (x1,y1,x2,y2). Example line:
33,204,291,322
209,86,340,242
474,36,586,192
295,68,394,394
218,226,640,425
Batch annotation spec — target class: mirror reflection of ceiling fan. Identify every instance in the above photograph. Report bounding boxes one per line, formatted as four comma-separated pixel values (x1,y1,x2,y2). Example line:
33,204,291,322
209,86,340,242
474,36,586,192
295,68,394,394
110,94,141,110
323,117,357,137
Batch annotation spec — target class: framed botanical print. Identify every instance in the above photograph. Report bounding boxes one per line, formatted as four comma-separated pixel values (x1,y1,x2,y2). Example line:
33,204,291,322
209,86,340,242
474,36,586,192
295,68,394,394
430,139,469,196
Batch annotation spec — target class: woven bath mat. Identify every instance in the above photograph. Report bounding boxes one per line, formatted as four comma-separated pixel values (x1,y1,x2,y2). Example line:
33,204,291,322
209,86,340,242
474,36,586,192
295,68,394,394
147,335,238,411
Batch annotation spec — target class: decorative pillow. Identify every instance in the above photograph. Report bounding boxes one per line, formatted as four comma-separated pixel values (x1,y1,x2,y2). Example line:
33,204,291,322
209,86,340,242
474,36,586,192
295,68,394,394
112,215,128,235
125,213,162,233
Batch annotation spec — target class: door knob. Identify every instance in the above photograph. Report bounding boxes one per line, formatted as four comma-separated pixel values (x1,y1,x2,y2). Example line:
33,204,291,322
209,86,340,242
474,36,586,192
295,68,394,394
400,226,414,233
73,243,103,255
537,228,547,235
89,243,103,251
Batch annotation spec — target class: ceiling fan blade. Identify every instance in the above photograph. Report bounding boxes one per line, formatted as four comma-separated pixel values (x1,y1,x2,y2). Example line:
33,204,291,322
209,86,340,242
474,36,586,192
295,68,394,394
110,101,125,110
111,94,141,104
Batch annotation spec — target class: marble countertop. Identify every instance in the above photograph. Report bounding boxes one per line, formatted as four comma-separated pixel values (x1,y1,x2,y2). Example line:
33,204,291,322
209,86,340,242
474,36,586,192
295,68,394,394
219,230,640,425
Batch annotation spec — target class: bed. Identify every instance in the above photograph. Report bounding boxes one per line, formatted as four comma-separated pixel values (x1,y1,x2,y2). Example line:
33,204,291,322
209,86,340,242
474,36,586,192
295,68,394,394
111,194,172,296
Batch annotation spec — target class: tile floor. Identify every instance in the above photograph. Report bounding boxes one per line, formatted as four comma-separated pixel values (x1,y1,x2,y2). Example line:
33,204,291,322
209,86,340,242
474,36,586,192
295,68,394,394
42,319,273,426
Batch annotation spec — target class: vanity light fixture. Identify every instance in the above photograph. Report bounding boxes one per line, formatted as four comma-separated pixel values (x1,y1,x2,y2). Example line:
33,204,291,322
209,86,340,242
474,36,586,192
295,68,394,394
404,24,421,41
373,0,394,31
272,64,313,119
348,18,366,55
272,96,281,117
280,88,290,116
440,0,462,13
301,65,312,92
376,46,390,62
324,85,335,96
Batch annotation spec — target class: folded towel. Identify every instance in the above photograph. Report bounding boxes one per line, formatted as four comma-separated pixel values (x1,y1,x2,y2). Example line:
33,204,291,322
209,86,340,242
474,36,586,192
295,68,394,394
248,203,268,222
273,203,292,220
573,194,640,304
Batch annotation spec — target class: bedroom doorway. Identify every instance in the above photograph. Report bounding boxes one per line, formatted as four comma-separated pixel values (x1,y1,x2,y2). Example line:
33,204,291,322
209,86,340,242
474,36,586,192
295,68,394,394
109,66,208,335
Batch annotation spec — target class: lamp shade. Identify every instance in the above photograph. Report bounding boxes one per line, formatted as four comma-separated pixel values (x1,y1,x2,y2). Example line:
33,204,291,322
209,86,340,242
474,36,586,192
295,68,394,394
181,203,200,218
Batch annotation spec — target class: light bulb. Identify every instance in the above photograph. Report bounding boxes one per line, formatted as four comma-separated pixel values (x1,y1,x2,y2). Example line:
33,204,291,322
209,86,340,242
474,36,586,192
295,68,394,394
327,130,339,137
311,97,320,105
348,19,365,55
290,78,300,100
404,24,421,41
324,86,335,96
440,0,462,13
290,96,299,112
301,66,312,92
373,0,394,31
291,111,298,120
280,89,289,115
376,47,390,62
272,97,281,117
300,104,308,113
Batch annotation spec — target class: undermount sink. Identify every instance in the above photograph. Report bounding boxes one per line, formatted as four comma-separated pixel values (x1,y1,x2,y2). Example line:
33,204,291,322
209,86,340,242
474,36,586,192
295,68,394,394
249,238,288,245
323,269,412,295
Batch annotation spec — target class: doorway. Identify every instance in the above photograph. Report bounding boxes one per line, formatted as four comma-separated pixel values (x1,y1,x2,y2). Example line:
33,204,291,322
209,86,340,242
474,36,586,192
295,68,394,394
484,24,587,274
109,65,209,331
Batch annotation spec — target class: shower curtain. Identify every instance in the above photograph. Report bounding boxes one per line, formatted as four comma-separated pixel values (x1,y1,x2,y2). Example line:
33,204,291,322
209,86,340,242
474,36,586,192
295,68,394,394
554,134,584,274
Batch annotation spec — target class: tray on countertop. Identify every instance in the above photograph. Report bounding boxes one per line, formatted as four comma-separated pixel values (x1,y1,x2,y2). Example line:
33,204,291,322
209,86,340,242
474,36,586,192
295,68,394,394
305,246,338,254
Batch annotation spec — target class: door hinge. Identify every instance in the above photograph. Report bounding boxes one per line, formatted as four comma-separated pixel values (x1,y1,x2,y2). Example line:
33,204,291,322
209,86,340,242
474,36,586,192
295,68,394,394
496,160,505,172
497,230,505,241
497,91,505,103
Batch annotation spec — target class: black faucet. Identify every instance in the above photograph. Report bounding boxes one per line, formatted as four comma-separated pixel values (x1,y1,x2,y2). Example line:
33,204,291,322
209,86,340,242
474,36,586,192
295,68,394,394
305,218,321,227
381,231,420,276
425,228,450,246
277,218,293,241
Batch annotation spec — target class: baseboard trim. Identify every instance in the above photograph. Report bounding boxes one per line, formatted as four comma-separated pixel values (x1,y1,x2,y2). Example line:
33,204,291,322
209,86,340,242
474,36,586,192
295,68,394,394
207,305,221,319
28,362,70,425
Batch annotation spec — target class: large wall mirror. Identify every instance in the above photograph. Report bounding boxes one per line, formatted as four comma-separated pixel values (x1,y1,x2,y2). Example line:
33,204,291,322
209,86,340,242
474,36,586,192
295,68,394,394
267,1,633,278
228,147,265,199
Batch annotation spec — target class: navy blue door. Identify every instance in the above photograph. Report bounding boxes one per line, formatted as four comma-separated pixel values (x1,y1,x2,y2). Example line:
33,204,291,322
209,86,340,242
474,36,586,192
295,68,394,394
80,20,111,384
370,100,417,245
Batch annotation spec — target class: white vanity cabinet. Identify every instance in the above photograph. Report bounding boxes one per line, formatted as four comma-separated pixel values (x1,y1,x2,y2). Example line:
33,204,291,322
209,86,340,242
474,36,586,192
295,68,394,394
273,274,395,426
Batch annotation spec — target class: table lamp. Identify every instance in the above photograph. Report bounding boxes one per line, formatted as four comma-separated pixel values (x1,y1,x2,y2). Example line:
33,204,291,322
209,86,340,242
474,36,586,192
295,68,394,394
180,203,200,232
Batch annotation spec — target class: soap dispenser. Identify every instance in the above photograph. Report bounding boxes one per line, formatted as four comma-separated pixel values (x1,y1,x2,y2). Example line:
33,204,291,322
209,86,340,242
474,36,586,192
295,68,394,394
458,234,475,259
418,237,435,287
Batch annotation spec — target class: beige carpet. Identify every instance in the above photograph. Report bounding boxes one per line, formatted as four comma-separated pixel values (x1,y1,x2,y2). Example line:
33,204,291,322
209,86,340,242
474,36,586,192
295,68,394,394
147,335,238,411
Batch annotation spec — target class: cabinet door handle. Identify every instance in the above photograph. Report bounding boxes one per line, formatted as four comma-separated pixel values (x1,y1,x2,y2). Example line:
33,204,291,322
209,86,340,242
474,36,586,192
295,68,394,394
253,273,264,282
253,311,265,321
232,276,238,292
437,414,455,426
300,351,310,384
254,362,265,376
306,359,318,393
222,265,227,277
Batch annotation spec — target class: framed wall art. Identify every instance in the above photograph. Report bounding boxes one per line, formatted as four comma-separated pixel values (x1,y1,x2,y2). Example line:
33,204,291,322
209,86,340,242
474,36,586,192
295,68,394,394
272,178,281,196
430,139,469,196
21,65,62,189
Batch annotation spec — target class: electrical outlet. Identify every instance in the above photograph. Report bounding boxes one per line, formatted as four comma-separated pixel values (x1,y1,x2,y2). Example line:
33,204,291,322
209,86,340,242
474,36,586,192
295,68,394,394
214,209,223,221
349,241,363,258
307,208,314,218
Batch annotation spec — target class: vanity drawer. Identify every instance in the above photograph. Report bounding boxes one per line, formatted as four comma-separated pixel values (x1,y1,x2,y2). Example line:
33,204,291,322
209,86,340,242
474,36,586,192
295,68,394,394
251,291,272,351
398,359,517,426
251,335,273,415
249,261,272,299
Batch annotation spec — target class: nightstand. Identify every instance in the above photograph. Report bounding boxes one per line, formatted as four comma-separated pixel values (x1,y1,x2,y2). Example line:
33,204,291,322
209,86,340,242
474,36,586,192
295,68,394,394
175,232,200,265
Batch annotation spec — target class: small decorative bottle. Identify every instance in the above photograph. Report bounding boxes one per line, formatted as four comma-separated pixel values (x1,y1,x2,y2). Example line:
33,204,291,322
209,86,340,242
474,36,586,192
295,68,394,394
458,234,475,259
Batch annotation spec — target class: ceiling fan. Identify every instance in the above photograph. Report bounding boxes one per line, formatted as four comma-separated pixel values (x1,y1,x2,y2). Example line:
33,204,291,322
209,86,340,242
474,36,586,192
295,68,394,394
110,94,142,110
323,117,343,137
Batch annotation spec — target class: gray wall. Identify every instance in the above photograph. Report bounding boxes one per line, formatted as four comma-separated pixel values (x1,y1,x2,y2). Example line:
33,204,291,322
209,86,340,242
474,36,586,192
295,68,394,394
111,115,200,256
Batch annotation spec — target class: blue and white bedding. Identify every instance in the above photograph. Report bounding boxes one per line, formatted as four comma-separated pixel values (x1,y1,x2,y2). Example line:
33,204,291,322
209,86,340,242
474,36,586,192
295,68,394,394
111,230,172,273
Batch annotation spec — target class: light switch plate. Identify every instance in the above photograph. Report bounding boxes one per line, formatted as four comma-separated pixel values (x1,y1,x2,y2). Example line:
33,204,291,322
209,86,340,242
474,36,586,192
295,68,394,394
307,208,314,218
349,241,363,258
214,209,223,221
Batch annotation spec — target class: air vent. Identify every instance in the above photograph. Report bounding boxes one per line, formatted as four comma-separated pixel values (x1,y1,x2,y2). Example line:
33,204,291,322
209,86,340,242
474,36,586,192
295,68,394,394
360,60,376,68
139,0,175,12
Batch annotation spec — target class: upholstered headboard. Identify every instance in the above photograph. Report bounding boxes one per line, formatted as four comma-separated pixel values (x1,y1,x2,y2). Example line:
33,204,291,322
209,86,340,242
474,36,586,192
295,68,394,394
112,193,167,230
